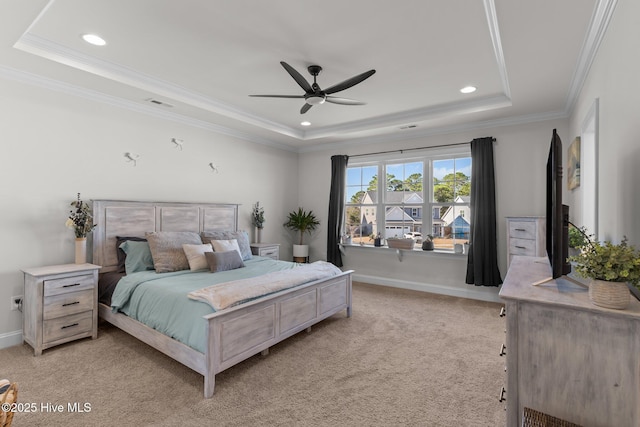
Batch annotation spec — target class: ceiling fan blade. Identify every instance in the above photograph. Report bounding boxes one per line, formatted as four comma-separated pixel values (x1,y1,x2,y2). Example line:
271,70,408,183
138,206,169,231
325,96,366,105
300,103,313,114
249,95,306,99
324,69,376,95
280,61,313,93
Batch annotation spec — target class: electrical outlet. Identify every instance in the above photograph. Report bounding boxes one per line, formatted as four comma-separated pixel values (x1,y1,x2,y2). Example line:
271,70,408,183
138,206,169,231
11,295,23,311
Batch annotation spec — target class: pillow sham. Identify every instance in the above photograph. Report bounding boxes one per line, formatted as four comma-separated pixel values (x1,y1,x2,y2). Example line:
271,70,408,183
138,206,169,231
200,230,252,261
182,243,213,271
116,236,147,273
205,250,245,273
119,240,155,275
210,239,242,258
146,231,202,273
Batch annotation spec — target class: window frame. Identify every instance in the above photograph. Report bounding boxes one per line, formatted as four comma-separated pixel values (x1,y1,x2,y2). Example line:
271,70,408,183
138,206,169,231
344,146,471,252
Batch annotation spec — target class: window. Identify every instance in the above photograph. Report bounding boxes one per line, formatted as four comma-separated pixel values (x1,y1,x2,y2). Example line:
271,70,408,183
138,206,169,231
345,149,471,251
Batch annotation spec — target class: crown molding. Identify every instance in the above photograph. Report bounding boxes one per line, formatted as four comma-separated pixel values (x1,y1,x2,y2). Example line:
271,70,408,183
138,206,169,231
0,64,298,152
565,0,618,114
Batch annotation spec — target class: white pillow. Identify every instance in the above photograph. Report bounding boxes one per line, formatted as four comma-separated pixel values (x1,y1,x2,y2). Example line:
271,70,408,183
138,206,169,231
210,239,242,259
182,243,213,271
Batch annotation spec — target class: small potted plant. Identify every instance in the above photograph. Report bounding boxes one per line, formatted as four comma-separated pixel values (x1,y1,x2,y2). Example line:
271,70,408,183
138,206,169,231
251,201,265,243
568,224,589,257
421,234,435,251
65,193,96,264
283,208,320,262
569,236,640,309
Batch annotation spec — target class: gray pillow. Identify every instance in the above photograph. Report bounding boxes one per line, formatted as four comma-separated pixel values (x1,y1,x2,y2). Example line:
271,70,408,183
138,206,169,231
205,250,245,273
201,230,252,261
146,231,202,273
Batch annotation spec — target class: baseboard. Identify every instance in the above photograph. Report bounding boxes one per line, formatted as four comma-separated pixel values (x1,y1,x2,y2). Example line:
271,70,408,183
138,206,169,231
0,330,23,350
352,274,502,303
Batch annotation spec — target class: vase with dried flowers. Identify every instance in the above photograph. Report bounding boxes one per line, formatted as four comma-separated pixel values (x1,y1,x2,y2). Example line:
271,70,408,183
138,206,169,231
65,193,96,263
251,201,265,243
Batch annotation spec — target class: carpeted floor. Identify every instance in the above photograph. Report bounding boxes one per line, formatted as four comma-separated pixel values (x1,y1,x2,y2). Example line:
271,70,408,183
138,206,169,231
0,282,506,426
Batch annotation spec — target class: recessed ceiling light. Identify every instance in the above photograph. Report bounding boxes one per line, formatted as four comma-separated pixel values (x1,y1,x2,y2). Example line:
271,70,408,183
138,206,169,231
82,34,106,46
301,121,311,126
460,86,476,94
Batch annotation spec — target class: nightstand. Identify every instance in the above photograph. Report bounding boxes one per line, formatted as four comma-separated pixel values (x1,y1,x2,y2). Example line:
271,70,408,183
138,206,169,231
22,263,101,356
250,243,280,260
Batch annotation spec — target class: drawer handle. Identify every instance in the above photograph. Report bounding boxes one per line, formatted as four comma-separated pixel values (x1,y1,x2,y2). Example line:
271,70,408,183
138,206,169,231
515,228,526,231
499,343,506,356
62,301,80,307
63,283,81,288
499,386,506,402
515,246,527,249
61,323,79,330
499,307,506,317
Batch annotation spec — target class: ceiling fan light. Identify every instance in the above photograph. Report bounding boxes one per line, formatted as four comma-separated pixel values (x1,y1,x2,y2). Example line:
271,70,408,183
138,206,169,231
306,95,326,105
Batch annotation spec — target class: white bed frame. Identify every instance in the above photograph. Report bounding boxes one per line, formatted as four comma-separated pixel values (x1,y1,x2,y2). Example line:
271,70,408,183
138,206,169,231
92,200,352,398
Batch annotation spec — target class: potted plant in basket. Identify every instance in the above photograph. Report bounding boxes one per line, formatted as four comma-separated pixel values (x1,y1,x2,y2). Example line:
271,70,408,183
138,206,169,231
569,236,640,309
283,208,320,262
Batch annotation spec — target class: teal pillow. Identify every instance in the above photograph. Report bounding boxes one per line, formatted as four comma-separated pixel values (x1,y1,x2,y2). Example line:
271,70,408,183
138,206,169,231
119,240,155,274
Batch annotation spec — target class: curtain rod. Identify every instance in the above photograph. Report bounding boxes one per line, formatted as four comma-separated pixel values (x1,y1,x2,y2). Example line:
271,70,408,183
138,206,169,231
348,137,495,158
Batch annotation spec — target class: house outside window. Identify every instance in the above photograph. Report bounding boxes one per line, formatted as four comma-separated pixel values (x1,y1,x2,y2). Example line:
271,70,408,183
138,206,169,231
345,148,471,251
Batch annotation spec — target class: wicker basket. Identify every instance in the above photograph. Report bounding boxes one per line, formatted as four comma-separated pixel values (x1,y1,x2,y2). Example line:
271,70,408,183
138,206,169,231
0,382,17,427
386,238,415,250
589,279,630,310
522,407,582,427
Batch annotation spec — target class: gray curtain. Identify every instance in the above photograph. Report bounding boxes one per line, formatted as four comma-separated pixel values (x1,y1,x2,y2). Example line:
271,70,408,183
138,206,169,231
465,137,502,286
327,155,348,267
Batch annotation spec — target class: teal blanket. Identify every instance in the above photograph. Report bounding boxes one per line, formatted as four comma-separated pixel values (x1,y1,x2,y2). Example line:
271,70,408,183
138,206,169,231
111,257,299,353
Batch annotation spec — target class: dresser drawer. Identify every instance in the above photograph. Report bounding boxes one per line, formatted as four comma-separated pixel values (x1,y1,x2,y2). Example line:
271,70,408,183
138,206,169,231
509,238,536,256
508,221,537,240
43,311,93,344
44,274,95,297
43,289,94,320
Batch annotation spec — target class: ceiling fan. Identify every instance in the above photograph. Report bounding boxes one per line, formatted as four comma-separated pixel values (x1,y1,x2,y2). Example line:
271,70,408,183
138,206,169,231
250,61,376,114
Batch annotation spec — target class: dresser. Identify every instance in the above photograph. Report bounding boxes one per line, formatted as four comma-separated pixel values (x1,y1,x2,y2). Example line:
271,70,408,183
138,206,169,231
505,216,545,267
250,243,280,260
500,256,640,426
22,263,101,355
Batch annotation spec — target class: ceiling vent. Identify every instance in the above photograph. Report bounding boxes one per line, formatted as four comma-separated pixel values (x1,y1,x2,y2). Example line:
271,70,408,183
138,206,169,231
145,98,174,108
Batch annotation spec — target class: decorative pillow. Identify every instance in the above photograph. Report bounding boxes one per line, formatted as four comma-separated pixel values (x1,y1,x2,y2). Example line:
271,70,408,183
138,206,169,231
146,231,202,273
119,240,155,275
201,230,252,261
205,250,245,273
182,243,213,271
116,236,147,273
210,239,242,258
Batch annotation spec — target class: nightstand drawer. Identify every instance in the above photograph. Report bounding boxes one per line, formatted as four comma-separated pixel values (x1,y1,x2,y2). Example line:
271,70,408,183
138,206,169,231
43,289,94,320
259,247,279,258
509,238,536,256
44,274,95,297
43,311,93,344
508,221,537,240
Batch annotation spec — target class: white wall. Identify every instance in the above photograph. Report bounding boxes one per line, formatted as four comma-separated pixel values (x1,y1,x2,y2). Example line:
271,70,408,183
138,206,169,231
0,78,299,346
298,119,569,302
568,0,640,246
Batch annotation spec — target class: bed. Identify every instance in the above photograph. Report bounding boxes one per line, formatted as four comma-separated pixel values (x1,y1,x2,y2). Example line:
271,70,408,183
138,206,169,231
92,200,353,398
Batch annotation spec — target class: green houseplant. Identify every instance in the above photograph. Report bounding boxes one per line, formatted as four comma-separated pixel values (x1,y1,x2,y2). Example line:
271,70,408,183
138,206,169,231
569,236,640,309
283,208,320,262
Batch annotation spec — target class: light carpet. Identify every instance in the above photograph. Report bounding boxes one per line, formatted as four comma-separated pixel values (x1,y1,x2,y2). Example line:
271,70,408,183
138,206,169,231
0,282,506,426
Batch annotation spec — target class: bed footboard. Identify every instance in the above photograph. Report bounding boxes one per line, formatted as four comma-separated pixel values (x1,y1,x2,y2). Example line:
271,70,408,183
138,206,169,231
203,271,352,397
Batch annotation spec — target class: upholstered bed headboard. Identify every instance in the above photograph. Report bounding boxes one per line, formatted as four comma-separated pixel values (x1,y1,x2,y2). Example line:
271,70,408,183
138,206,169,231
92,200,239,273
